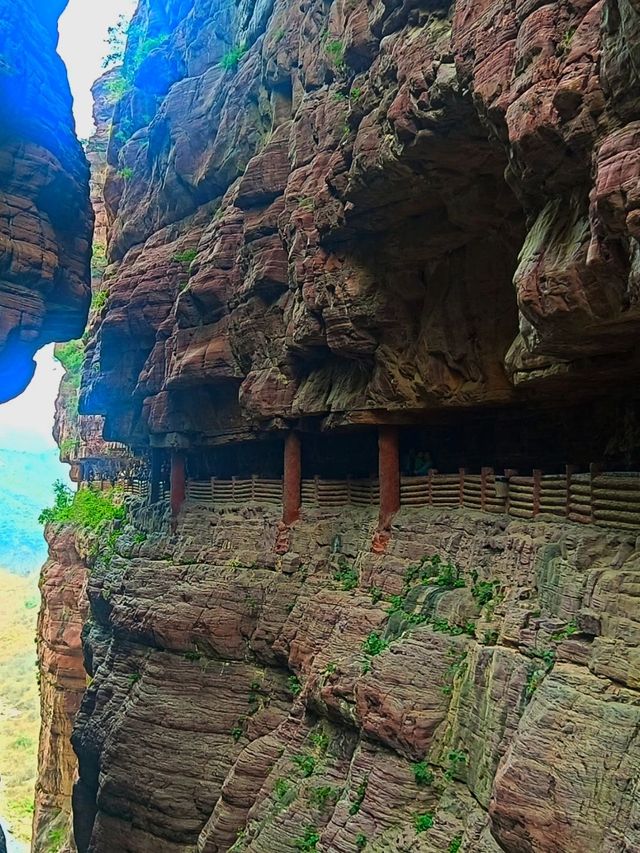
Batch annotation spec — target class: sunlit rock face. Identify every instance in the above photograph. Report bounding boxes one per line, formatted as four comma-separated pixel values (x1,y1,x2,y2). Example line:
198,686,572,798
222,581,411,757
0,0,92,403
82,0,640,447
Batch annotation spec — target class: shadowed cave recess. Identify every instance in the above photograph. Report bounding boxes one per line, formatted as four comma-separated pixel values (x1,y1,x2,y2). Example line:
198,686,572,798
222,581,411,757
2,0,640,851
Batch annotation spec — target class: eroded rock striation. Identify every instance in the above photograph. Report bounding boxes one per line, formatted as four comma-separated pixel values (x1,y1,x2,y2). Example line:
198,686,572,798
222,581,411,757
81,0,640,444
33,526,88,853
70,502,640,852
27,0,640,849
0,0,92,402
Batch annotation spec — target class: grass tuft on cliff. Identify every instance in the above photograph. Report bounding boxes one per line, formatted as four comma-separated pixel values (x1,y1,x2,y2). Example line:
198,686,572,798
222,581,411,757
38,481,126,530
53,340,84,389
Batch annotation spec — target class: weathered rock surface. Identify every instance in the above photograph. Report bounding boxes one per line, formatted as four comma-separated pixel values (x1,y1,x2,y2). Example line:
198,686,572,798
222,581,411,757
0,0,92,403
70,501,640,851
82,0,640,445
33,525,88,853
24,0,640,850
54,68,134,480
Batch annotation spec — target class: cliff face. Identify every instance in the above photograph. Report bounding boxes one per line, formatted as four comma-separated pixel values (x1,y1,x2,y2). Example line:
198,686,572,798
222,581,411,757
71,502,640,852
53,70,125,480
33,0,640,849
33,527,88,853
0,0,92,403
31,72,121,853
81,0,640,445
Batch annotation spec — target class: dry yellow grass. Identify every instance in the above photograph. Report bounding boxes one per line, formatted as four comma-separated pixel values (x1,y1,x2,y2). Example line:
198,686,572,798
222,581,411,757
0,568,40,843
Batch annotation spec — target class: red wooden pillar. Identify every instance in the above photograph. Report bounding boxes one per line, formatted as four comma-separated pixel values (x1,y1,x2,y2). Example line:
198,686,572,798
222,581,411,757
283,432,302,526
378,425,400,529
170,450,186,518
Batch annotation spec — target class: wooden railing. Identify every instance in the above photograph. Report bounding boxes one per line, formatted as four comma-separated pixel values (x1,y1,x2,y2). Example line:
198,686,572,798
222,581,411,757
78,468,640,531
83,478,168,500
398,469,640,531
186,477,282,505
301,477,379,507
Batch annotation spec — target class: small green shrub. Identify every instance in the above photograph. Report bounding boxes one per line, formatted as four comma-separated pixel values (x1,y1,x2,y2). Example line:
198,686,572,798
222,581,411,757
308,729,329,752
557,27,576,55
231,724,244,742
106,75,128,102
333,559,358,591
431,618,464,636
91,288,109,312
131,34,168,69
325,38,345,68
362,632,388,656
59,437,79,458
405,554,465,589
55,340,84,386
349,775,368,815
309,785,339,809
274,777,291,799
119,166,134,180
91,242,108,275
220,42,247,70
184,647,202,662
128,672,140,685
534,647,556,670
551,621,578,642
471,580,496,606
525,667,546,698
39,481,126,530
411,761,433,786
414,812,434,832
288,674,302,696
356,834,368,850
448,834,463,852
47,826,66,852
173,248,197,265
298,196,315,212
444,750,467,781
293,753,316,777
369,586,383,603
294,826,320,851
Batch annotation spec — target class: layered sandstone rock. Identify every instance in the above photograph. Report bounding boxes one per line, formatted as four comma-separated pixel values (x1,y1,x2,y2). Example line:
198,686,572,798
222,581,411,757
33,526,88,853
0,0,92,403
82,0,640,446
70,500,640,852
37,0,639,850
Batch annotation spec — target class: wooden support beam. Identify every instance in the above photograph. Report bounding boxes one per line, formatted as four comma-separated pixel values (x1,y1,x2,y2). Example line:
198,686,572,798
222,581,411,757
170,450,186,518
283,432,302,526
150,448,162,503
378,425,400,529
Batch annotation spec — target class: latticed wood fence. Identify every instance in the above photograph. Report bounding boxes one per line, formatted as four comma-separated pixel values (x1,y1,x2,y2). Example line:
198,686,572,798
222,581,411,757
399,469,640,530
87,468,640,531
186,477,283,505
301,477,380,507
85,478,168,500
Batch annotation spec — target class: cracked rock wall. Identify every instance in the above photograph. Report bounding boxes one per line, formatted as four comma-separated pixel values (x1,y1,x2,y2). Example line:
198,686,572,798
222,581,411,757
0,0,92,402
69,501,640,852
